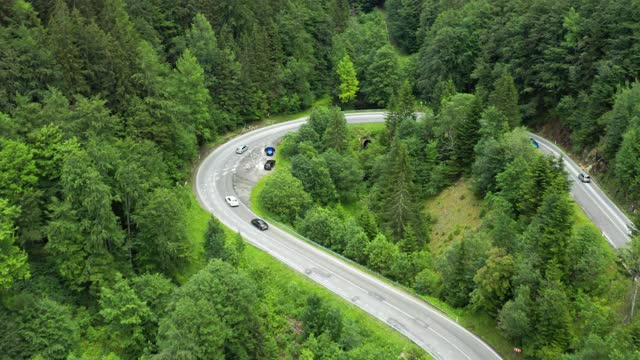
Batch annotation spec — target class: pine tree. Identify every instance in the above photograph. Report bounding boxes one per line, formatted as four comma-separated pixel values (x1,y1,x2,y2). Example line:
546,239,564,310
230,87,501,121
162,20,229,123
524,185,574,276
167,49,212,145
533,280,573,350
452,95,482,172
386,80,415,141
99,276,152,357
323,108,349,153
398,224,420,253
100,0,142,112
204,216,226,260
184,13,222,91
489,70,521,129
378,136,417,240
363,45,400,107
498,285,532,344
432,79,457,113
48,0,87,96
471,247,515,316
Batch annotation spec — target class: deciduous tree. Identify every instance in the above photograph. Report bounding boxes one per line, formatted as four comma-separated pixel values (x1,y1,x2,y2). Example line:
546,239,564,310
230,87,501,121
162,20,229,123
337,55,359,103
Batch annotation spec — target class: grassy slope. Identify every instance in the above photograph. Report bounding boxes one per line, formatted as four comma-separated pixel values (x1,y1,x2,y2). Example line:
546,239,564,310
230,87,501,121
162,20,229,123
418,180,515,358
184,191,426,357
423,178,483,255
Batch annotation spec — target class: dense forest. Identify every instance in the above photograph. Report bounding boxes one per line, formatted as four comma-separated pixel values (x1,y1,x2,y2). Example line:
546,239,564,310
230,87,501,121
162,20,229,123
256,0,640,359
0,0,429,359
2,0,640,359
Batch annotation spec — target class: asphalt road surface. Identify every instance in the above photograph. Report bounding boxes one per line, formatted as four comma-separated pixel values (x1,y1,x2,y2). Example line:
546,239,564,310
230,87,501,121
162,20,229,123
195,112,502,360
529,134,634,248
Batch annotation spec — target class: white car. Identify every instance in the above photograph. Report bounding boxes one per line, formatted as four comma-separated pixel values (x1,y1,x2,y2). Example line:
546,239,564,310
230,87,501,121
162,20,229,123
225,196,239,207
578,173,591,183
235,145,248,154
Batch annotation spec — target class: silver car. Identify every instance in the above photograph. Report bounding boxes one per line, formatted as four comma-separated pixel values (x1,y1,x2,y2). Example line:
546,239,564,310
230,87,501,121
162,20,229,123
235,145,248,154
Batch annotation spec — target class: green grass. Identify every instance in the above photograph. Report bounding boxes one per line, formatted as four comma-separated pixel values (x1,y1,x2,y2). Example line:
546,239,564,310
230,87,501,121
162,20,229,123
349,122,386,133
183,191,429,357
423,179,483,255
250,173,270,218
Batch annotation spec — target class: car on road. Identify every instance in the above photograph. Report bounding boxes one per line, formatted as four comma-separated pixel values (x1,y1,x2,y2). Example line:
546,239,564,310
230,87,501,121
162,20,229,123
265,146,275,156
235,145,248,154
251,218,269,231
225,196,239,207
264,160,276,170
578,173,591,183
529,137,539,148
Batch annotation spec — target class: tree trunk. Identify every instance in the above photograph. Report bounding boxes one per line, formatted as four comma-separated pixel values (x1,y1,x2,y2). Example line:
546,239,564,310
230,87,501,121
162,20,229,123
632,276,638,322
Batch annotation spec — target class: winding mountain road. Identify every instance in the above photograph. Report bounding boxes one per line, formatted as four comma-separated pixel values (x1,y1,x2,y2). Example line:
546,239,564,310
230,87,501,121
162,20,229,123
195,112,501,360
194,113,634,360
529,134,634,248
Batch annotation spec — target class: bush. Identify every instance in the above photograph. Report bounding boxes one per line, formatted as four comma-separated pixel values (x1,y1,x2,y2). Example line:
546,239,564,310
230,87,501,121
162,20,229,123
414,268,442,297
259,171,312,223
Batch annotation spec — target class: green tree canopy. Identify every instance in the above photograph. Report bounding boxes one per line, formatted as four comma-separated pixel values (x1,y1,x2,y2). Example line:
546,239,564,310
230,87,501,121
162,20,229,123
337,54,359,103
260,170,312,223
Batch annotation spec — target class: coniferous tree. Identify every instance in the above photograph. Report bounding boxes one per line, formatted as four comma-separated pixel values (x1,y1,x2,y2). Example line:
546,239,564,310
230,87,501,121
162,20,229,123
533,279,573,352
167,48,212,145
362,45,400,107
377,136,417,241
471,247,515,317
452,96,481,172
133,188,192,278
386,0,423,54
386,80,416,141
47,148,123,292
523,185,574,276
322,108,349,153
48,0,87,96
431,79,456,112
498,285,532,345
156,260,263,359
204,216,226,260
99,276,151,357
489,70,521,129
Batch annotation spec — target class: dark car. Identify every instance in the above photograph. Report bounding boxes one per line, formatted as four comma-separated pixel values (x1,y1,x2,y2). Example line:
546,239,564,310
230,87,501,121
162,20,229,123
251,218,269,231
529,137,539,148
264,160,276,170
265,146,275,156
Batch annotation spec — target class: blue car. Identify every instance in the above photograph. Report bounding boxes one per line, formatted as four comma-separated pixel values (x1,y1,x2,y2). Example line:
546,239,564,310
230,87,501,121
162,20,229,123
529,137,539,148
265,146,275,156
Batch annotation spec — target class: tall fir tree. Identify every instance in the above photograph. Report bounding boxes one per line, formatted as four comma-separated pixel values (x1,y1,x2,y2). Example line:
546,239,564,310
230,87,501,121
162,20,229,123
322,108,349,153
378,136,418,240
489,70,521,129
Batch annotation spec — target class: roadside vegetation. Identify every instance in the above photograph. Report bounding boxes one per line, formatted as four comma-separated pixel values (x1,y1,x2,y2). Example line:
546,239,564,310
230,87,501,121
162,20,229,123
253,84,636,359
3,0,640,359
